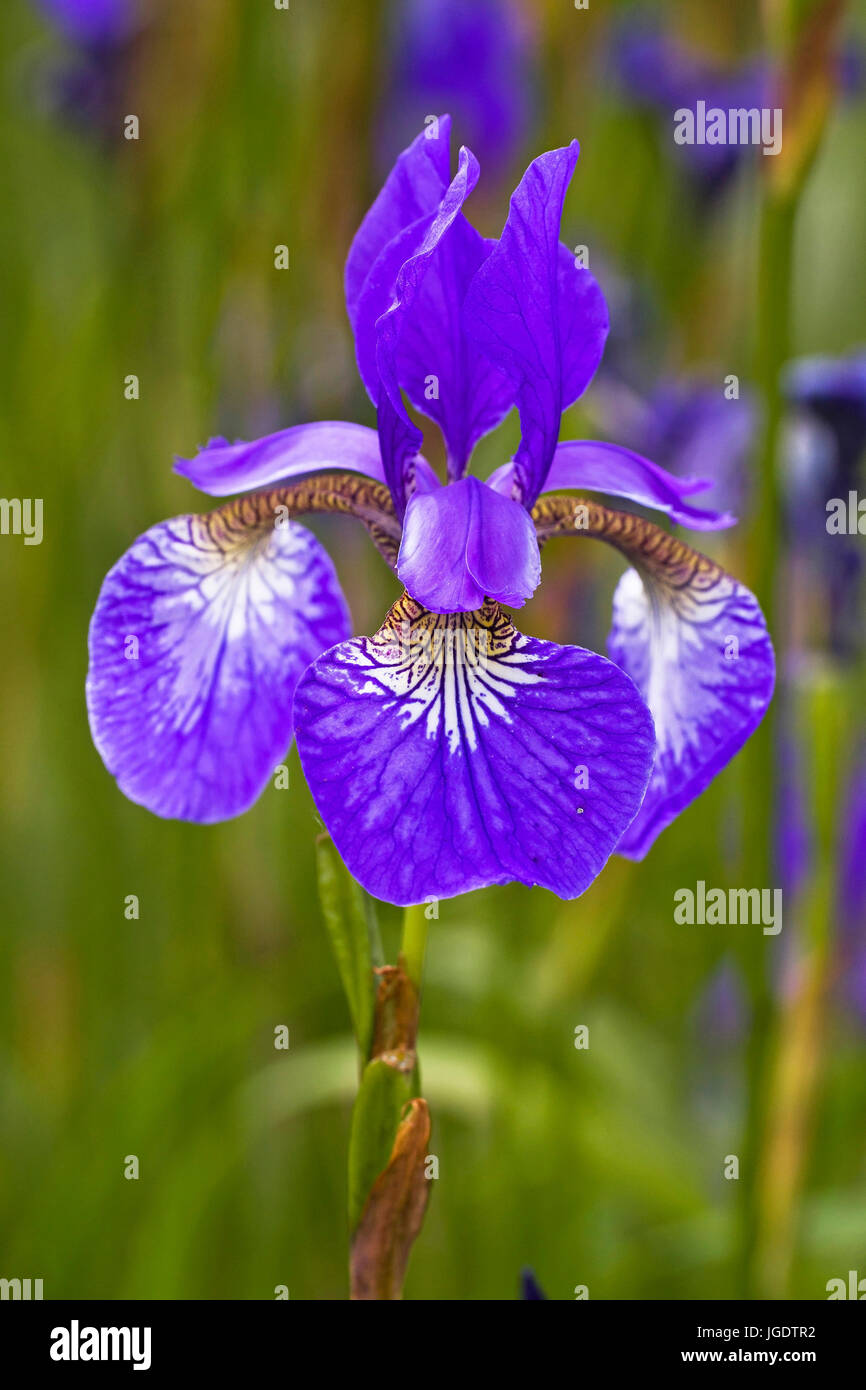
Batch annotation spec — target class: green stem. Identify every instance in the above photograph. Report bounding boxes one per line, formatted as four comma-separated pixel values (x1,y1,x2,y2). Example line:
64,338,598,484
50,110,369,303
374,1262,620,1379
400,903,430,993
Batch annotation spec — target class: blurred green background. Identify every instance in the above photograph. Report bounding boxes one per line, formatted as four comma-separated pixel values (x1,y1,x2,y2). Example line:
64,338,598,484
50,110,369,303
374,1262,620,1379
1,0,865,1300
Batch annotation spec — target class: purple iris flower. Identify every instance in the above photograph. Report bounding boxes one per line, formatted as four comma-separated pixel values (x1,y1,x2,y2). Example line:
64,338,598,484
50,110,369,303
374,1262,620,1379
519,1268,546,1300
839,753,866,1023
613,23,768,199
36,0,139,44
785,353,866,490
35,0,145,133
591,375,757,518
694,960,749,1046
784,352,866,657
379,0,532,176
86,120,775,906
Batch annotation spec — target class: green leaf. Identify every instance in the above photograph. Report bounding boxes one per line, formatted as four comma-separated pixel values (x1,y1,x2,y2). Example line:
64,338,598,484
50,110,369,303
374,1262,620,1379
348,1058,413,1234
316,835,383,1060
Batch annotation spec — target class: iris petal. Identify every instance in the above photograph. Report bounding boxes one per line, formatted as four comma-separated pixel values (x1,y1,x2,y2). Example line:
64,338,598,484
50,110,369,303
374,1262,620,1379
345,115,452,328
353,216,435,405
608,564,774,857
489,439,737,529
533,495,775,856
174,421,387,497
375,145,481,513
464,144,609,505
394,215,516,476
87,501,350,822
294,593,655,905
397,476,540,612
350,146,481,514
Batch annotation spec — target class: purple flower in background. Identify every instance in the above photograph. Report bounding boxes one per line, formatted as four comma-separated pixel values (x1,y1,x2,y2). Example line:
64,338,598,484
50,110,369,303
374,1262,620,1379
614,18,862,204
520,1268,547,1299
839,754,866,1023
379,0,533,175
37,0,139,44
86,120,775,906
775,727,812,902
694,960,749,1045
784,352,866,656
613,22,768,200
34,0,145,133
592,375,757,517
785,353,866,489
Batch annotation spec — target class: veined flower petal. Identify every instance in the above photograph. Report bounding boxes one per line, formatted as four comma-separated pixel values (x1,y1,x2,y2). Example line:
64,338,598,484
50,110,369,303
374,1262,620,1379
608,566,774,857
345,115,452,327
87,499,350,822
533,495,775,856
464,143,609,506
174,421,388,497
397,475,540,612
350,146,481,513
375,145,481,513
393,215,516,476
489,439,736,529
294,593,655,905
350,144,477,399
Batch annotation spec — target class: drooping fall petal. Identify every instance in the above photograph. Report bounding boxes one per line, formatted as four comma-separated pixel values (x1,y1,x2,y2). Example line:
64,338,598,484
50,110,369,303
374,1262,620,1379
87,498,350,822
294,593,655,904
533,495,775,856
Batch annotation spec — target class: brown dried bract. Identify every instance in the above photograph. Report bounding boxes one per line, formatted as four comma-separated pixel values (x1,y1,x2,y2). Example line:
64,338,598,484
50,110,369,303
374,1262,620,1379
370,961,419,1073
350,1099,432,1300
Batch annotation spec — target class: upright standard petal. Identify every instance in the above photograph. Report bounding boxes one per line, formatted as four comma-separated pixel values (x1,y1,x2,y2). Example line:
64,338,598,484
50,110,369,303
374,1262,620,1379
489,439,737,529
397,475,540,612
374,145,481,513
393,215,516,476
464,144,609,506
87,499,350,822
344,116,451,327
533,496,775,857
174,421,387,496
294,593,655,905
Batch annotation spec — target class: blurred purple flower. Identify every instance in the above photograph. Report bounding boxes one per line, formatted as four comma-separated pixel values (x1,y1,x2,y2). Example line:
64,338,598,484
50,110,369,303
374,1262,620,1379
784,351,866,657
591,375,757,517
37,0,140,44
775,727,812,902
613,21,768,200
614,17,863,203
785,353,866,485
695,960,749,1045
838,752,866,1023
520,1268,547,1300
379,0,534,176
34,0,146,135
